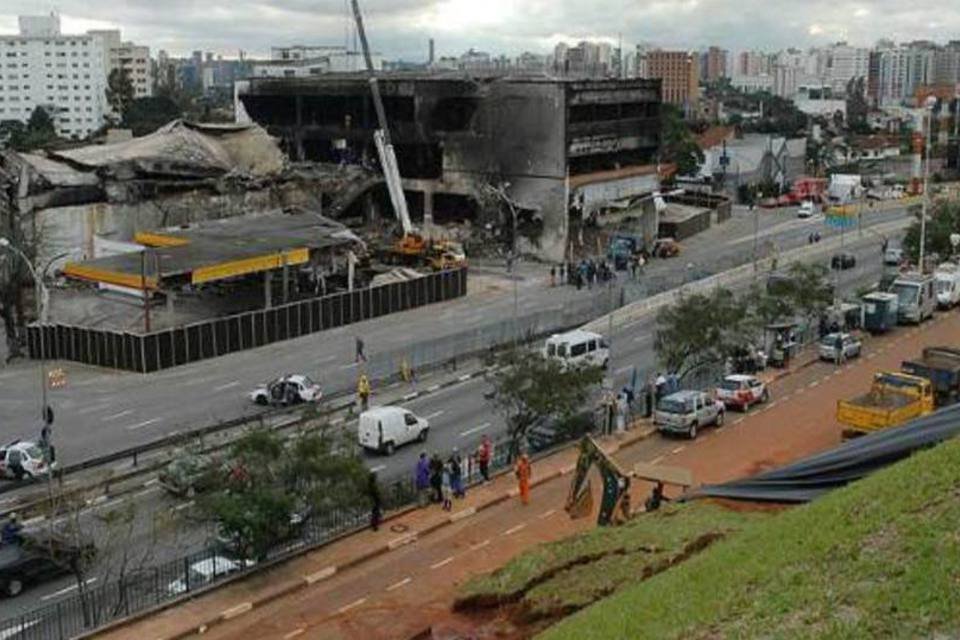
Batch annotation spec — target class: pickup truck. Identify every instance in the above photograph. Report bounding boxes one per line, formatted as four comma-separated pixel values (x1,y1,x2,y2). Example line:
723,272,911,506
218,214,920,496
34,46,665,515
901,346,960,407
837,372,935,439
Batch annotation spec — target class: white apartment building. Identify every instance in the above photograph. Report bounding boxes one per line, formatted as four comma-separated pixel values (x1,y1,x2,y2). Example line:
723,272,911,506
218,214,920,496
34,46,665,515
825,44,870,94
90,30,152,98
874,45,934,105
0,14,109,139
252,45,378,78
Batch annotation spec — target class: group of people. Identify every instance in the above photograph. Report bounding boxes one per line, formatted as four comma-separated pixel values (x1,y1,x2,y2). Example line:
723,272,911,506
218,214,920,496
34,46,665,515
807,231,822,244
563,258,618,291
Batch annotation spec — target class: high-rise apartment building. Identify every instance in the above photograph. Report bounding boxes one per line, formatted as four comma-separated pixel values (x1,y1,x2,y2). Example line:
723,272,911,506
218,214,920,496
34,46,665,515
701,46,727,83
824,43,870,93
640,50,700,110
0,14,109,139
89,29,152,98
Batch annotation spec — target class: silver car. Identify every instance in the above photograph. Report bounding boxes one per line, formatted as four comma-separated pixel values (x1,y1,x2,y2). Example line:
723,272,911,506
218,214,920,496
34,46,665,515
654,390,725,439
818,333,862,362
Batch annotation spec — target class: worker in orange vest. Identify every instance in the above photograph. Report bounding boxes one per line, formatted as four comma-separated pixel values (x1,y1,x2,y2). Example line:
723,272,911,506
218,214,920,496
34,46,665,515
514,454,531,505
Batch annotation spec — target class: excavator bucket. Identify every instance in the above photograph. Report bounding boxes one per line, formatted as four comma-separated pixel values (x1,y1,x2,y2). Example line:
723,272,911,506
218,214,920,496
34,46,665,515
566,478,594,519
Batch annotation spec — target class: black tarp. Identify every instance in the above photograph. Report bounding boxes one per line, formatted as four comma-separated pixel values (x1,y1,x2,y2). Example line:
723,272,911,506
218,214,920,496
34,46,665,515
692,404,960,503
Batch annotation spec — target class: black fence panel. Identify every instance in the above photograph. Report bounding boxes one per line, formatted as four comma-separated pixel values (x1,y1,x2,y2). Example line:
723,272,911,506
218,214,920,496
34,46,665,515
198,323,214,360
227,316,241,352
55,325,67,360
42,325,56,361
157,331,174,370
185,325,201,363
328,294,343,329
252,312,265,348
212,319,228,357
309,299,322,332
110,332,122,369
239,313,254,351
142,334,159,373
265,308,279,344
296,301,309,336
321,295,333,329
128,333,144,373
78,328,90,364
171,329,186,366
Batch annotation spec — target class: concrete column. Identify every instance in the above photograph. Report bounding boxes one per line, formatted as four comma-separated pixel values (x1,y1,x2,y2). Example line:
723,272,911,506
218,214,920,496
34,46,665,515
294,96,305,161
264,271,272,309
423,189,435,230
282,262,290,304
165,291,175,315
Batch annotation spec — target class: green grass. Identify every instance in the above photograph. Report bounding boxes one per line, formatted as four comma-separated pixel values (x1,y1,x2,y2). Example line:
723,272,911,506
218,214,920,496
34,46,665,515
540,437,960,640
456,502,762,619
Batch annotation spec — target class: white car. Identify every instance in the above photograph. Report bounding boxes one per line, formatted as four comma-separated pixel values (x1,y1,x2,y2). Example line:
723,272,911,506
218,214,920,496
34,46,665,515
797,201,817,218
0,441,55,481
715,374,769,411
249,374,322,406
166,555,251,596
818,333,862,362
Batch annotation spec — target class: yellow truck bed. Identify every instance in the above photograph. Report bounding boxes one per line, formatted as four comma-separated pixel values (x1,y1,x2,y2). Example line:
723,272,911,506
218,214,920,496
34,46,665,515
837,392,923,434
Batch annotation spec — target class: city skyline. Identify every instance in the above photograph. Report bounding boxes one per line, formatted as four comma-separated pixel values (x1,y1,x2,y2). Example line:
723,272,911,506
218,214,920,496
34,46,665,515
2,1,960,61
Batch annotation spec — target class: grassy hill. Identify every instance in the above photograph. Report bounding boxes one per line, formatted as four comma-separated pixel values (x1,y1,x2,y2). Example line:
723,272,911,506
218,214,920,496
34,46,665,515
540,437,960,639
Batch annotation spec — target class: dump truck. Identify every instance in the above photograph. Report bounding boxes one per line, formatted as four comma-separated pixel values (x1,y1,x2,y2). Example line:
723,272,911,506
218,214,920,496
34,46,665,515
837,371,935,439
901,346,960,407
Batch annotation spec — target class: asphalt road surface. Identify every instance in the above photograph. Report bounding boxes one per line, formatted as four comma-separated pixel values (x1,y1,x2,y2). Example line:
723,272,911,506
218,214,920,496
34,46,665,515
0,207,908,621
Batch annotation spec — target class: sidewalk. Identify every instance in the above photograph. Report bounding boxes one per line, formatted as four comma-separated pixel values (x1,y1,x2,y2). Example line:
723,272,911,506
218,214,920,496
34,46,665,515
93,425,656,640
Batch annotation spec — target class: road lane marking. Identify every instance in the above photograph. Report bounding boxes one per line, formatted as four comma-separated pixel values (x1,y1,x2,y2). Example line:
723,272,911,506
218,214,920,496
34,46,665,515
214,381,241,391
337,598,367,613
77,403,111,415
387,577,412,591
671,446,685,454
41,578,96,601
808,380,819,388
283,629,306,639
424,410,445,420
369,465,386,473
469,539,490,551
125,418,159,431
503,523,526,536
430,556,455,569
174,500,195,512
538,509,557,519
303,567,336,584
460,422,490,437
649,455,665,465
133,487,160,499
103,409,133,421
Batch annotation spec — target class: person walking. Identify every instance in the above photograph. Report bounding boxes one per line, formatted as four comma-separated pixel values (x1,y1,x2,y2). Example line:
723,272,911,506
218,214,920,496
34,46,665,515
550,265,556,287
449,448,465,499
514,454,531,505
429,453,444,503
357,374,371,412
558,263,565,285
834,332,845,367
415,452,431,507
355,336,367,363
477,435,492,483
441,462,453,511
368,472,383,531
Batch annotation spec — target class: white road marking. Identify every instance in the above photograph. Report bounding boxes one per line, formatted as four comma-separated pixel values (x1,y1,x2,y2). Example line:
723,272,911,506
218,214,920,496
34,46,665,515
503,523,526,536
214,381,241,391
430,556,455,569
125,418,159,431
469,539,490,551
41,578,97,601
77,403,111,415
283,629,306,640
808,380,820,388
460,422,490,437
133,487,160,500
386,577,412,591
538,509,557,519
103,409,133,421
340,362,360,370
337,598,367,613
369,465,386,473
614,366,632,375
174,500,195,512
424,410,445,420
649,455,665,465
671,446,685,454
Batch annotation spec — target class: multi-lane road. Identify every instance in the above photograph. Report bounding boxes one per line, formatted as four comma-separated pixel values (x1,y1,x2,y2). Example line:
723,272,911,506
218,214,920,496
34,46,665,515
0,204,911,621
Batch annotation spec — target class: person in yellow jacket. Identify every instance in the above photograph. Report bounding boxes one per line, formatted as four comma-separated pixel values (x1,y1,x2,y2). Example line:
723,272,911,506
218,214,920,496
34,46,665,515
357,374,371,411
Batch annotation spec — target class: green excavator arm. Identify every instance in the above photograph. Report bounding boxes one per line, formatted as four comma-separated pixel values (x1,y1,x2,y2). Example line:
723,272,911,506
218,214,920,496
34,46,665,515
565,436,631,526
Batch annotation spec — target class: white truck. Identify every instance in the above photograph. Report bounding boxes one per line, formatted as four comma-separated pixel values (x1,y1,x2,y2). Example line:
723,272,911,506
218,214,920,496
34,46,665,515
934,262,960,309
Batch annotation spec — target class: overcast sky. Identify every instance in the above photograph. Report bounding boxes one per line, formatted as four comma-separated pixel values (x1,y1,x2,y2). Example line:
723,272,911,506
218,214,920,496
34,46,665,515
1,1,959,61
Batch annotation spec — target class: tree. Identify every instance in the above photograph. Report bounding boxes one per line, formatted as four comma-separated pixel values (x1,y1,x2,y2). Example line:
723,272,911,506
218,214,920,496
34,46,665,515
785,262,833,323
121,96,182,137
902,198,960,263
105,68,135,121
0,107,60,151
484,348,603,454
199,427,367,561
654,287,749,380
845,77,870,134
661,104,704,177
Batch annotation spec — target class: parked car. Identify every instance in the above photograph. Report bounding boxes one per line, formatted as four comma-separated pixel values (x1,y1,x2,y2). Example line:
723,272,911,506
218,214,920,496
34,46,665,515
249,374,322,406
654,390,724,439
818,333,863,362
166,555,251,596
212,504,313,560
651,237,680,258
0,534,95,598
715,375,769,411
831,253,857,270
525,411,595,453
797,201,817,218
0,441,54,481
883,247,904,266
357,406,429,455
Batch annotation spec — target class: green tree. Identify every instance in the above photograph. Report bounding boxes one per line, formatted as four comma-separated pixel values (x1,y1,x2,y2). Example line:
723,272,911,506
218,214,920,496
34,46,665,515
105,68,135,121
902,199,960,263
654,287,749,380
0,108,60,151
661,104,704,177
484,349,604,455
121,96,182,136
845,77,870,134
199,427,367,561
786,262,833,323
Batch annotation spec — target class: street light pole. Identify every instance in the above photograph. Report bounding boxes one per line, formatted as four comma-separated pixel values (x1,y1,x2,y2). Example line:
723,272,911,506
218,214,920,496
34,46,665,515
920,97,935,273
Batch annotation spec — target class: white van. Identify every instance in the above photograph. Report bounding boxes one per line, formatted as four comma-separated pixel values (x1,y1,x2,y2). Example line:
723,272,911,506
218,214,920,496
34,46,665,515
543,330,609,370
358,406,429,455
934,263,960,309
891,273,935,324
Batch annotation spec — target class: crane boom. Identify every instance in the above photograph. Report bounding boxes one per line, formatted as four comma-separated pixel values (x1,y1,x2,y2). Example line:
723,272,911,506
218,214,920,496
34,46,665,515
349,0,414,237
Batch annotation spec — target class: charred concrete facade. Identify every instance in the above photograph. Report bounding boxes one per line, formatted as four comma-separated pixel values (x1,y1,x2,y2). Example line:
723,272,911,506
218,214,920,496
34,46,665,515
238,75,661,260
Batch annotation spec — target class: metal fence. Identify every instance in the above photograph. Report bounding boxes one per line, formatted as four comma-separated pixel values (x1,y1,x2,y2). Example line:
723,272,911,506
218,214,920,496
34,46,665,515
24,269,468,373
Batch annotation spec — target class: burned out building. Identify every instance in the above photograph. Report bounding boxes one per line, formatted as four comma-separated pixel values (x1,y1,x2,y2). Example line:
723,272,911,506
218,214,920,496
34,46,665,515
237,74,664,260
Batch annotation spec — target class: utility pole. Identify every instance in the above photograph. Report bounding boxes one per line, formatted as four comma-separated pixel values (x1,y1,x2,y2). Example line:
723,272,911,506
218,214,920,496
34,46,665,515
920,96,936,273
140,249,151,333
